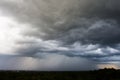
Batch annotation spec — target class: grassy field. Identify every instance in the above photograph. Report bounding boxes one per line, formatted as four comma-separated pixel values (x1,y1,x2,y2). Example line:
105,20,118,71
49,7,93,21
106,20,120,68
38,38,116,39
0,69,119,80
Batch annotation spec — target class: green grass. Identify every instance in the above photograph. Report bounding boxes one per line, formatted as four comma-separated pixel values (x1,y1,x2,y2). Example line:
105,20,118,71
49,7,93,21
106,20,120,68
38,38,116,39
0,69,119,80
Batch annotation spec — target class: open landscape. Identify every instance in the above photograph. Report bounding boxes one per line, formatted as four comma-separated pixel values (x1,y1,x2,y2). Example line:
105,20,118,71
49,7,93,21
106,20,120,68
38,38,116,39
0,1,120,80
0,69,119,80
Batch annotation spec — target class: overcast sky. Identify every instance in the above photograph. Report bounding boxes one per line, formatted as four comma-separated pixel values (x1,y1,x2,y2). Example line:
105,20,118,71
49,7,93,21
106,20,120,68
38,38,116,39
0,0,120,70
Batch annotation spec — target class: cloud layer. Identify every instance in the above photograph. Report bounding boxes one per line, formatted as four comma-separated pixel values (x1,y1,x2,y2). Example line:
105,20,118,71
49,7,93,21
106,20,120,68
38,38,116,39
0,0,120,70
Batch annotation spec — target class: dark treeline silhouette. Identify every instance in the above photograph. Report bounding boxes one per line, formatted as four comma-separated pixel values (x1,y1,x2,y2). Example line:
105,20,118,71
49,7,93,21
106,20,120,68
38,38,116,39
0,68,120,80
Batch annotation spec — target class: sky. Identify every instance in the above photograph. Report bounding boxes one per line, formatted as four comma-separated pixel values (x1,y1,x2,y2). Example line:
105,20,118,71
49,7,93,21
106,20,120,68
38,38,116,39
0,0,120,70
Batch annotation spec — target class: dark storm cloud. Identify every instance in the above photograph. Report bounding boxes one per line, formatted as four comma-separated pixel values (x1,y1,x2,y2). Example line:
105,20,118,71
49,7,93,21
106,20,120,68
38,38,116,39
0,0,120,70
1,0,120,45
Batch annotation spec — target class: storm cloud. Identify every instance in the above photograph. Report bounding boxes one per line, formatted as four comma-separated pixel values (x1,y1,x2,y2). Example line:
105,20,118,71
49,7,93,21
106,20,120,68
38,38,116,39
1,0,120,45
0,0,120,70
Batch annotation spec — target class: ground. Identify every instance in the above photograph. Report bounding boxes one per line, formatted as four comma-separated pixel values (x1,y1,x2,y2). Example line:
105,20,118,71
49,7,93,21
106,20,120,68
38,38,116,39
0,69,119,80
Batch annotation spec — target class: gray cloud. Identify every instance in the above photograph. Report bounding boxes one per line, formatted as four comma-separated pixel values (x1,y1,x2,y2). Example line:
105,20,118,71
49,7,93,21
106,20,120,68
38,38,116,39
0,0,120,70
1,0,120,45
